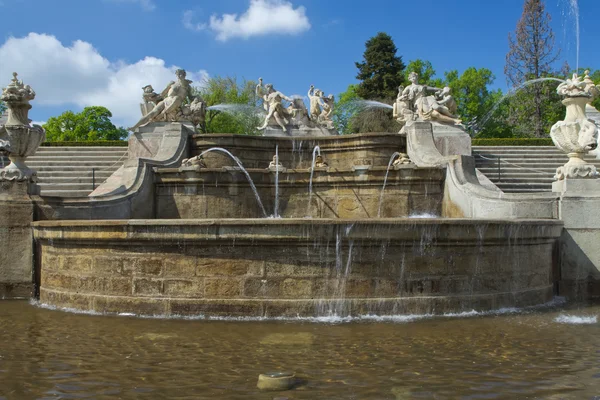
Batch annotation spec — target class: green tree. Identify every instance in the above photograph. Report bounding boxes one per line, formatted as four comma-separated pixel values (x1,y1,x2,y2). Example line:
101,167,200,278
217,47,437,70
193,76,262,135
0,101,5,115
43,106,128,141
505,0,560,137
444,67,511,137
355,32,406,101
588,69,600,110
332,84,360,134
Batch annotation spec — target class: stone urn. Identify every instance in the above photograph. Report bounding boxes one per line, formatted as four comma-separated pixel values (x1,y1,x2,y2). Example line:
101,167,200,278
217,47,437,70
550,72,600,181
0,73,46,181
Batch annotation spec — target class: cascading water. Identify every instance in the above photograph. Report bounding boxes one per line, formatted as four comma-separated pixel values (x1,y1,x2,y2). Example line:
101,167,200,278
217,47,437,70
377,152,401,218
306,145,321,217
274,145,280,218
197,147,268,217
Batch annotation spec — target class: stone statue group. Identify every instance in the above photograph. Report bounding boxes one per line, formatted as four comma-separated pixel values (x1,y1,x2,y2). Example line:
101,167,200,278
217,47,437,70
254,79,335,132
393,72,462,129
129,69,464,134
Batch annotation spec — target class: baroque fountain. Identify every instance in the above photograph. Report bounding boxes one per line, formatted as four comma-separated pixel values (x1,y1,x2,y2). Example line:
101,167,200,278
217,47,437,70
1,67,599,318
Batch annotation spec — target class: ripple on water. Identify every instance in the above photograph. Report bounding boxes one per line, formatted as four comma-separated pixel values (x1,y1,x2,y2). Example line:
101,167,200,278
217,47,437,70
555,315,598,324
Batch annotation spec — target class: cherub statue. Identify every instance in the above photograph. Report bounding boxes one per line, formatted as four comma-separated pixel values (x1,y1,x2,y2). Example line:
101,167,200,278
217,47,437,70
308,85,323,121
318,94,335,129
140,85,163,116
315,154,328,168
436,86,458,116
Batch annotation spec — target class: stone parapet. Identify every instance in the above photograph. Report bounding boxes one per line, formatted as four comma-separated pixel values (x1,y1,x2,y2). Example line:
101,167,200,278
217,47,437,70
33,219,563,317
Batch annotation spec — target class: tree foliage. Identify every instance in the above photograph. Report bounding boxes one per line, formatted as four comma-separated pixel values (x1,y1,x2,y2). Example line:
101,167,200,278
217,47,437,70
43,106,128,141
505,0,561,137
193,76,262,135
589,69,600,110
0,101,5,116
355,32,406,101
444,67,511,137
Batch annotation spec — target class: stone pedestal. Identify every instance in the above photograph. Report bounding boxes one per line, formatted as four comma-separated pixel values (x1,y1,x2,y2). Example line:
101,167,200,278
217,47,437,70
554,178,600,300
0,180,36,298
431,122,471,157
262,125,337,137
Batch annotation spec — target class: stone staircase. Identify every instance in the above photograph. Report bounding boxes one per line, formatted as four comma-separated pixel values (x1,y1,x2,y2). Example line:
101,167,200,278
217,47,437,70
1,147,127,197
473,146,600,193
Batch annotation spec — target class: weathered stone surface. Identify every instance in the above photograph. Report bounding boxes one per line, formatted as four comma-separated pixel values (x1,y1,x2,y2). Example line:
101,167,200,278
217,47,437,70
0,181,34,298
32,219,562,316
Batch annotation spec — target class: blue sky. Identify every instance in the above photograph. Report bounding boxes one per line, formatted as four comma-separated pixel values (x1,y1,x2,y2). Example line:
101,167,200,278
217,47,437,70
0,0,598,126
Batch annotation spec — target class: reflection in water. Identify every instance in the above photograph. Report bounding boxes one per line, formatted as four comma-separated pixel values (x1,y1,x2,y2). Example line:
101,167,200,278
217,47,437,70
0,301,599,399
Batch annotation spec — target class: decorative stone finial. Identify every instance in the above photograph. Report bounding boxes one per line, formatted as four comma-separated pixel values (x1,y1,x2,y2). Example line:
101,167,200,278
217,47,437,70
0,73,45,181
550,75,600,184
1,72,36,126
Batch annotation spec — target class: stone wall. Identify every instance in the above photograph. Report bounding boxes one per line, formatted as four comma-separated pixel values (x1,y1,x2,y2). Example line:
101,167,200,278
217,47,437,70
192,133,406,170
155,167,445,219
33,219,563,317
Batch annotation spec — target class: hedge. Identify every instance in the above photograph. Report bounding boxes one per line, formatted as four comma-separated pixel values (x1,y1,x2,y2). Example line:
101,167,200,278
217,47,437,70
471,138,554,146
41,141,128,147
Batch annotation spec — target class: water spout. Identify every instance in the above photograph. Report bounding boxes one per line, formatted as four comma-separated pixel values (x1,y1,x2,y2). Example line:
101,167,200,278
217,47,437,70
377,152,401,218
306,146,321,217
474,77,566,133
197,147,268,217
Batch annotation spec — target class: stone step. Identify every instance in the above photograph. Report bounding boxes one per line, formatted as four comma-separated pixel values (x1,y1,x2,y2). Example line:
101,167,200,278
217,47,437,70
487,177,555,183
37,177,111,184
26,161,122,167
30,166,121,172
39,189,93,197
38,183,104,191
36,171,114,178
36,146,127,151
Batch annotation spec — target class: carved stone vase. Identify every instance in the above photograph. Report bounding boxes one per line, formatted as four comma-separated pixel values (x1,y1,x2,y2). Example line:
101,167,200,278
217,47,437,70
550,75,599,182
0,73,46,181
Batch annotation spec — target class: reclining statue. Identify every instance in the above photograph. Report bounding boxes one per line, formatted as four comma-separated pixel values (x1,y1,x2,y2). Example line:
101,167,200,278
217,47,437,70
398,72,462,126
130,69,206,131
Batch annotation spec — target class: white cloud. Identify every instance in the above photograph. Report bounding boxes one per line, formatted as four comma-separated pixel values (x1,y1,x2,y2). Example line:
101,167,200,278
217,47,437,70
182,10,207,32
0,33,208,127
107,0,156,12
188,0,310,41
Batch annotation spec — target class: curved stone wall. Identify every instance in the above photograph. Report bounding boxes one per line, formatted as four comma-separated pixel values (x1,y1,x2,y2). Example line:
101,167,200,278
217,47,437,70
33,219,563,317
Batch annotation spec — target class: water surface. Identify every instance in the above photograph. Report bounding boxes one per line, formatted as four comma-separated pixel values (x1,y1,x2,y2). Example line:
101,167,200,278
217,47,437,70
1,301,599,399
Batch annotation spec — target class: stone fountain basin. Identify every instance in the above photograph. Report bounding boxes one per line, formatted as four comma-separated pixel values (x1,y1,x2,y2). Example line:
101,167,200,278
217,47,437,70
32,218,564,318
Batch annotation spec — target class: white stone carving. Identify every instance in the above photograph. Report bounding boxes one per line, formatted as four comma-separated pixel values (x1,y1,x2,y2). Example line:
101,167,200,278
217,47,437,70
256,79,338,136
398,73,462,126
0,73,45,181
551,72,600,181
130,69,206,131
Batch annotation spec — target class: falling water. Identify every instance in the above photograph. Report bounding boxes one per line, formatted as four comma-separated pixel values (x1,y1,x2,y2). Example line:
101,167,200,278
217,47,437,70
306,145,321,217
274,145,280,218
377,152,401,218
197,147,268,217
474,77,566,132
